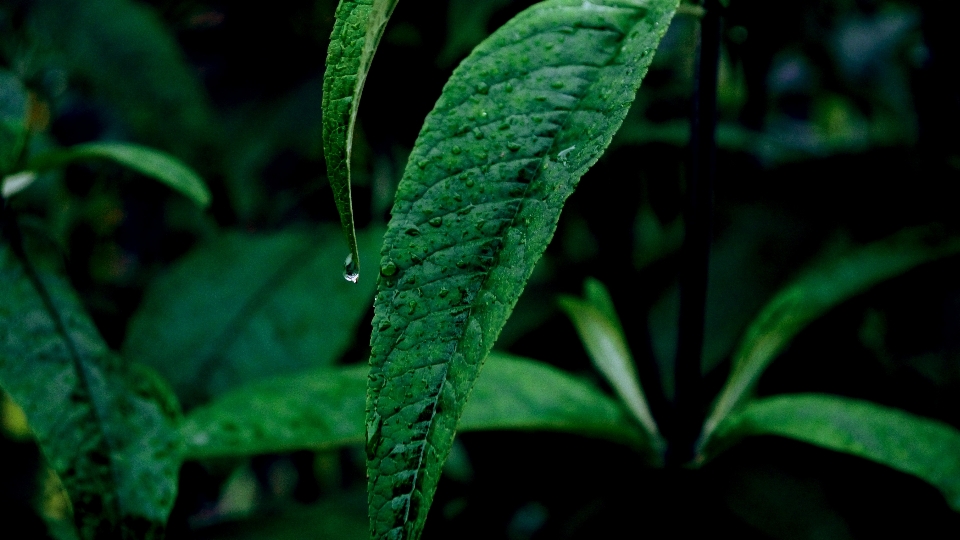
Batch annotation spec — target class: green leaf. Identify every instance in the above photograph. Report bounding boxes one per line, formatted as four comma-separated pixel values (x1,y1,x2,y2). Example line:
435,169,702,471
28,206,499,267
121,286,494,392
322,0,400,281
702,393,960,512
700,228,960,448
0,69,29,176
123,226,383,408
28,142,211,207
26,0,214,159
366,1,678,537
0,236,181,539
558,278,663,455
181,353,641,459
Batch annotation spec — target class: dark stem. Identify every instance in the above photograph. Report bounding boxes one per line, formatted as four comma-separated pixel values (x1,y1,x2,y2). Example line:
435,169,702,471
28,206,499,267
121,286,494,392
669,0,721,467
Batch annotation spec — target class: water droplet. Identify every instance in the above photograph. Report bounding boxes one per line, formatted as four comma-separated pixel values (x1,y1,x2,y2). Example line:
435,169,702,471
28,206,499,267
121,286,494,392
417,160,429,169
456,260,469,269
451,145,462,155
381,261,398,277
407,300,418,314
499,123,510,130
476,81,489,94
551,81,564,89
465,178,475,187
505,82,514,92
343,254,359,283
379,321,392,331
405,226,421,236
507,142,522,152
439,288,450,298
535,95,547,102
473,128,484,139
429,217,443,227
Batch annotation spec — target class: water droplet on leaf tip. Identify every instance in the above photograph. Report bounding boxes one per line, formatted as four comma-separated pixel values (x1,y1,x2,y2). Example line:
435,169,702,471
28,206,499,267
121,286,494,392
343,254,360,283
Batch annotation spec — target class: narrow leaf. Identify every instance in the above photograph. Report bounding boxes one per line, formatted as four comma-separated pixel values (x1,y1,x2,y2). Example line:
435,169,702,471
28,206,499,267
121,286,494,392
558,278,663,453
29,142,210,207
322,0,400,280
366,1,678,537
703,393,960,512
181,353,642,459
123,226,383,408
701,228,960,447
0,237,181,539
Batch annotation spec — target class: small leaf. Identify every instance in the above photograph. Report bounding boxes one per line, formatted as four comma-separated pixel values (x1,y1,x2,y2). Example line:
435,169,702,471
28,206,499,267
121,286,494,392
123,226,383,408
366,1,678,537
28,142,211,207
180,353,641,459
702,393,960,512
322,0,400,280
558,278,663,454
0,236,181,539
700,228,960,447
0,70,30,175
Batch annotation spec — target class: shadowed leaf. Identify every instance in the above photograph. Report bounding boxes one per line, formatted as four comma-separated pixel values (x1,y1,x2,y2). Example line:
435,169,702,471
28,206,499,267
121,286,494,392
123,226,383,408
323,0,400,280
0,235,180,539
703,393,960,512
29,142,211,207
180,353,641,459
365,1,678,537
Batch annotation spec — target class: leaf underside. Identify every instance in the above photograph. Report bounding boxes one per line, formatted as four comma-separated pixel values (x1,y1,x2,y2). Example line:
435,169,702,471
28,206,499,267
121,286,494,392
322,0,400,277
365,1,678,538
180,353,641,460
0,239,180,540
701,228,960,446
705,393,960,512
29,142,211,207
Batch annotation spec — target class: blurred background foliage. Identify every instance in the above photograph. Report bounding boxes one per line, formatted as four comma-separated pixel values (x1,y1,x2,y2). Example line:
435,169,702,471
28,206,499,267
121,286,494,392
2,0,960,538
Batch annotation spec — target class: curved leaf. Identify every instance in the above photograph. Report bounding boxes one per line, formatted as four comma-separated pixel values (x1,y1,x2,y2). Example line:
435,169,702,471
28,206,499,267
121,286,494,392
702,393,960,512
700,228,960,448
29,142,211,207
123,226,383,408
0,238,180,539
323,0,400,280
181,353,641,460
558,278,663,454
365,1,678,537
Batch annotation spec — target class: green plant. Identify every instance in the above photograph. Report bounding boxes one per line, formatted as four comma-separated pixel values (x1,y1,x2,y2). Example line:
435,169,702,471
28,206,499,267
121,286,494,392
2,0,960,539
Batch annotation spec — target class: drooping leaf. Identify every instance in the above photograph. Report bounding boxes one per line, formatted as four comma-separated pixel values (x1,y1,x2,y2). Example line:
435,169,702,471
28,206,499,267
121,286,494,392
123,226,383,408
0,235,181,539
181,353,641,459
29,142,211,207
322,0,400,281
700,228,960,447
0,69,29,176
558,278,663,455
26,0,214,160
366,1,678,537
702,393,960,512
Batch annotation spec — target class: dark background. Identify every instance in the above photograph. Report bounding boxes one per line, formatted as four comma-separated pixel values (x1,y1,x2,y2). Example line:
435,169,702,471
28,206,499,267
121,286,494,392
2,0,960,537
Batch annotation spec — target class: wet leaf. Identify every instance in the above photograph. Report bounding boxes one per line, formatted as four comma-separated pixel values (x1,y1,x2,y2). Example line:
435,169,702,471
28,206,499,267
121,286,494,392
29,142,211,207
558,278,663,456
181,353,641,459
703,393,960,512
123,226,383,408
323,0,400,281
0,236,181,539
701,228,960,447
365,1,678,537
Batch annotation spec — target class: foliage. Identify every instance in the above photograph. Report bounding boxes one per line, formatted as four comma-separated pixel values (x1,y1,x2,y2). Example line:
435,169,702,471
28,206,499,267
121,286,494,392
1,0,960,539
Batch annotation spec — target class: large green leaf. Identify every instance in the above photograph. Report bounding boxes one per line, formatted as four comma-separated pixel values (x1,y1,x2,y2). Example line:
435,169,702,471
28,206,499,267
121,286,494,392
26,0,214,159
702,393,960,512
29,142,211,207
181,353,641,459
0,237,180,539
700,228,960,448
558,278,663,456
366,1,678,537
123,226,383,408
323,0,399,281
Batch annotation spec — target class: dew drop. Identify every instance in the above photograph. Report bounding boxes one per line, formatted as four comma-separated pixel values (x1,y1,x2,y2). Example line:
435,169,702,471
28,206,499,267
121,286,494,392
551,81,564,89
465,178,475,188
405,226,421,236
417,160,429,169
429,217,443,227
439,288,450,298
343,254,359,283
476,81,489,94
499,123,510,130
507,142,522,152
451,145,462,155
505,82,514,92
456,260,469,269
473,128,484,140
381,261,398,277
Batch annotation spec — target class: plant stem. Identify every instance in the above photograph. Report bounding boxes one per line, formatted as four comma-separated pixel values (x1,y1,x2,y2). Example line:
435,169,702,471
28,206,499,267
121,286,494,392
670,0,721,467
